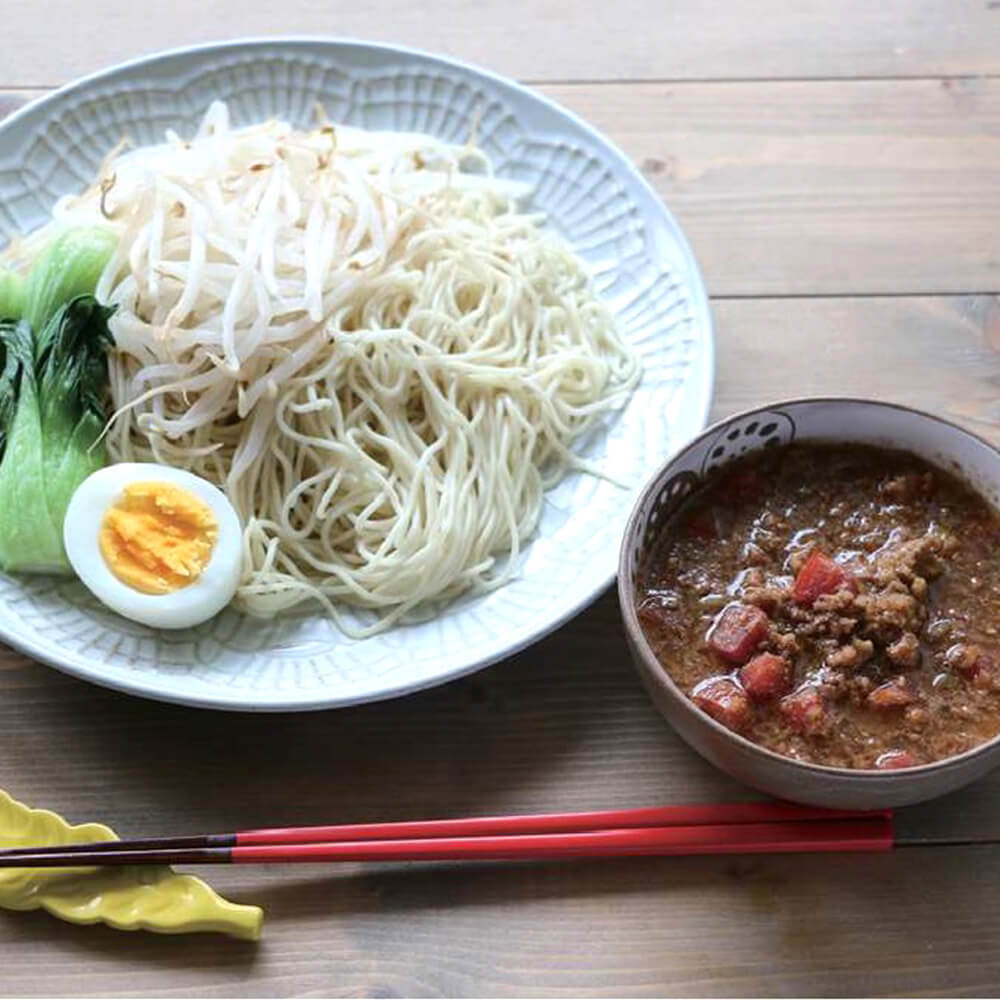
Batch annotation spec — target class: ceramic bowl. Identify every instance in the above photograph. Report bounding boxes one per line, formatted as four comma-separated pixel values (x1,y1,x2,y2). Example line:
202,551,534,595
618,397,1000,809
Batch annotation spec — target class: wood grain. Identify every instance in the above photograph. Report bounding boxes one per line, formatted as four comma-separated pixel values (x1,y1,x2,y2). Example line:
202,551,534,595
2,4,1000,988
3,0,1000,86
0,593,998,998
4,77,1000,297
545,78,1000,296
3,843,1000,997
712,294,1000,437
1,295,999,995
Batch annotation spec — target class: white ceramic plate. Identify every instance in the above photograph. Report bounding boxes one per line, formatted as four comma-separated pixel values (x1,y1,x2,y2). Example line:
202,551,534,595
0,38,713,710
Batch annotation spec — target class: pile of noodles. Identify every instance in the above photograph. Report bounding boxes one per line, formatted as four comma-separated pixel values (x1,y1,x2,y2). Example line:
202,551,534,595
8,102,641,635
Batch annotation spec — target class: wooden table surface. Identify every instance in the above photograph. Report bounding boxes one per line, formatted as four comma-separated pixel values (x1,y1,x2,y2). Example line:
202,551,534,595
4,3,1000,996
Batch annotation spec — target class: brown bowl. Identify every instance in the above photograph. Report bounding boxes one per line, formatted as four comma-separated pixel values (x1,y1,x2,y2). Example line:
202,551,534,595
618,397,1000,808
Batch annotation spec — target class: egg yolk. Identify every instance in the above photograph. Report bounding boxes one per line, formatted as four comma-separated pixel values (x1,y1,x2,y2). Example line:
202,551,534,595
99,482,218,595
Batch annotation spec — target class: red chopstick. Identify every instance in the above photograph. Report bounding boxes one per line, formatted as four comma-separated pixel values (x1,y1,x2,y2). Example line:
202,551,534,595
232,801,889,846
0,802,894,867
233,818,894,863
0,818,893,867
0,801,889,854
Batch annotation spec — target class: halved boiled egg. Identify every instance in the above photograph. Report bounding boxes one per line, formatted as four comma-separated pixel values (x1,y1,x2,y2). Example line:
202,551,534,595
64,463,242,629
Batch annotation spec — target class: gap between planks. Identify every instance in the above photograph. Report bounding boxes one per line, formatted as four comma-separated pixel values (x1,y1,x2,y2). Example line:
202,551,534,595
3,0,1000,85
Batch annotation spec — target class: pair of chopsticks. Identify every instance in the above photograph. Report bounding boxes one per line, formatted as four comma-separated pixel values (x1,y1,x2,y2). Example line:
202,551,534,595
0,801,893,867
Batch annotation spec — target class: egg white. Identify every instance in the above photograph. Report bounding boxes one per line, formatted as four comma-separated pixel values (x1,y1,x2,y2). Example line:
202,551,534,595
63,463,243,630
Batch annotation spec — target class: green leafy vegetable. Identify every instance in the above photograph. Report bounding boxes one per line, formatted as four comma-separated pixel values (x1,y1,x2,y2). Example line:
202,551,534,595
22,227,116,337
0,320,28,471
0,225,117,574
0,269,24,321
0,297,114,573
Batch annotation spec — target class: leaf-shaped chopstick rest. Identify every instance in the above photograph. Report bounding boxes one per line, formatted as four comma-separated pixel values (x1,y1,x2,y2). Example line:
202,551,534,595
0,789,262,939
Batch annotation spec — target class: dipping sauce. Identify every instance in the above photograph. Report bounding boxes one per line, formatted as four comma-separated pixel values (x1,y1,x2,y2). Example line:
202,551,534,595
636,443,1000,769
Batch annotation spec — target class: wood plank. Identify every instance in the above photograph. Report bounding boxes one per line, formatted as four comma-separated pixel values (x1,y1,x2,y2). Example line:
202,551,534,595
4,77,1000,297
711,294,1000,441
0,296,1000,993
0,587,997,848
544,78,1000,296
2,842,1000,997
2,1,1000,87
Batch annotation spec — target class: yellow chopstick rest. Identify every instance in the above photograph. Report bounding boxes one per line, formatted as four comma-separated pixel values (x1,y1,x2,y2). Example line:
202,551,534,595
0,789,262,939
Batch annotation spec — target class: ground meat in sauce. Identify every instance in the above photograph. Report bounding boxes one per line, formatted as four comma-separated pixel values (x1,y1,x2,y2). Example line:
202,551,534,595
636,443,1000,769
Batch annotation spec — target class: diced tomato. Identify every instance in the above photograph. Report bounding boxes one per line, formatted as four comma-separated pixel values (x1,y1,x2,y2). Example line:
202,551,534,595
739,653,792,701
707,603,770,664
945,643,994,680
962,650,1000,691
636,595,680,634
793,550,857,606
875,749,917,770
683,509,717,540
779,685,830,736
866,679,917,710
692,677,752,732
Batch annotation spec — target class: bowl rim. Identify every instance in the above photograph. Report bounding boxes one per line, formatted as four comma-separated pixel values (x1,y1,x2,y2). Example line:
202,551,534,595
618,394,1000,780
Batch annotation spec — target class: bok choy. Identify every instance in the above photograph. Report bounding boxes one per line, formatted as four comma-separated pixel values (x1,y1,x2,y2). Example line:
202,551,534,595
0,299,115,573
22,227,116,335
0,269,24,321
0,227,117,574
